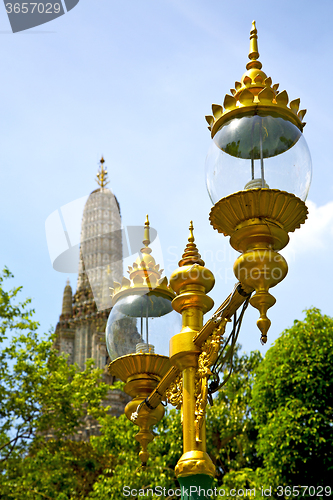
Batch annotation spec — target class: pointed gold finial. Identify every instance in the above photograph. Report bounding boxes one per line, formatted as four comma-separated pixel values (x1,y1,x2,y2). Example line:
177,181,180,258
96,156,109,188
129,215,156,280
205,20,306,137
131,215,155,278
247,20,262,69
110,215,175,304
142,215,150,249
178,221,205,267
188,220,194,243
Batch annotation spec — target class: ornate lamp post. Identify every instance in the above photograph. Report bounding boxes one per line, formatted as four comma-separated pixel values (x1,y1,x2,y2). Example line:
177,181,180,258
205,21,311,344
106,215,180,465
107,22,311,499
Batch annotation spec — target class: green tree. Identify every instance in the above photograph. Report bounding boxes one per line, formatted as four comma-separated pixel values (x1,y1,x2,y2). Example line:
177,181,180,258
0,268,112,499
252,308,333,493
88,409,182,498
11,267,329,499
206,347,262,485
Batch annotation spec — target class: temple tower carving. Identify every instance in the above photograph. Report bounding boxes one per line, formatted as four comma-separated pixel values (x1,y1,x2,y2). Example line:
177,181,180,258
54,158,130,430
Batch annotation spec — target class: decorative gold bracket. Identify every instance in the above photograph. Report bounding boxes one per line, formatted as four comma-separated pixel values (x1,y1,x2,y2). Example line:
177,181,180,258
166,373,183,409
194,318,227,443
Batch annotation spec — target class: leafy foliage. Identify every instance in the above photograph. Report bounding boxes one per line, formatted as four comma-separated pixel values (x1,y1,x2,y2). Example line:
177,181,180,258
0,267,39,343
0,269,110,498
88,411,182,498
252,308,333,490
3,440,114,499
206,347,262,484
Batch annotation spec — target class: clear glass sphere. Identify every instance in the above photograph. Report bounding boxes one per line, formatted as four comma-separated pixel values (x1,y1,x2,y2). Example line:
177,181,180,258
205,112,312,204
106,292,181,360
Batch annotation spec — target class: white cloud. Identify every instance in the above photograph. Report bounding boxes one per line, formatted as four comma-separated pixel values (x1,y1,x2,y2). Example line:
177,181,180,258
282,199,333,261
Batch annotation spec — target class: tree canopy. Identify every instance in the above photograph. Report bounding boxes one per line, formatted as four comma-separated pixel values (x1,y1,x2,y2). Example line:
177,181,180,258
224,308,333,497
0,267,331,499
0,268,111,498
252,308,333,489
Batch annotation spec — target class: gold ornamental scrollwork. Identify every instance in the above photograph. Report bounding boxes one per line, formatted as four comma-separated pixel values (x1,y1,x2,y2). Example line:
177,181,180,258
166,373,183,409
194,319,227,443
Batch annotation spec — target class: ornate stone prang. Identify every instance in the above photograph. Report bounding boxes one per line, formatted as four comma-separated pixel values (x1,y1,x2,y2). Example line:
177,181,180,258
54,161,132,438
77,179,122,311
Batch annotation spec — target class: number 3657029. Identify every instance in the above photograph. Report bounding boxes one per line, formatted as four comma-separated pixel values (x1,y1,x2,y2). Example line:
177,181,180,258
5,3,61,14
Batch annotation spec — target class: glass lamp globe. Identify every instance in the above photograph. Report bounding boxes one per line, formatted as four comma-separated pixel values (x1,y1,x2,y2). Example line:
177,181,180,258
106,215,181,362
106,290,180,360
205,111,312,205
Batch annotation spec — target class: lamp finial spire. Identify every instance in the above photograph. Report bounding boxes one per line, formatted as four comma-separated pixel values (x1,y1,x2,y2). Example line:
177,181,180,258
178,221,205,267
96,156,109,188
188,220,194,243
246,20,262,70
142,214,151,249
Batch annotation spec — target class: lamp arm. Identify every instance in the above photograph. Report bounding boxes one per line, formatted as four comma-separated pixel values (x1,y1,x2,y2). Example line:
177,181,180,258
131,282,252,422
144,366,180,409
193,282,252,347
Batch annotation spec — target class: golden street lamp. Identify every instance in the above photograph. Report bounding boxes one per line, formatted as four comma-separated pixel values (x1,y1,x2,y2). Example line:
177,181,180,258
106,215,179,465
205,20,311,345
107,21,311,499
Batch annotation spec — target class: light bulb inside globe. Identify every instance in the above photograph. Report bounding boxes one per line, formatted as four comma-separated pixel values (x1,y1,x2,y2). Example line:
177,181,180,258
106,291,180,361
206,112,312,205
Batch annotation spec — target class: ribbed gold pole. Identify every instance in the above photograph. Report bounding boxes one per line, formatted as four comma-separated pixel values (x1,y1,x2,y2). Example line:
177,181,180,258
182,366,197,452
169,223,215,480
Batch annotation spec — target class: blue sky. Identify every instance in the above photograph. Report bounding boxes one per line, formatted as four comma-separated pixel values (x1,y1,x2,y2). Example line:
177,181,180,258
1,0,333,355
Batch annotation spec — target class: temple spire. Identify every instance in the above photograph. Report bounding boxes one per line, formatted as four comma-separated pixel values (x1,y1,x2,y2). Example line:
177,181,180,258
96,156,109,188
61,279,72,316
